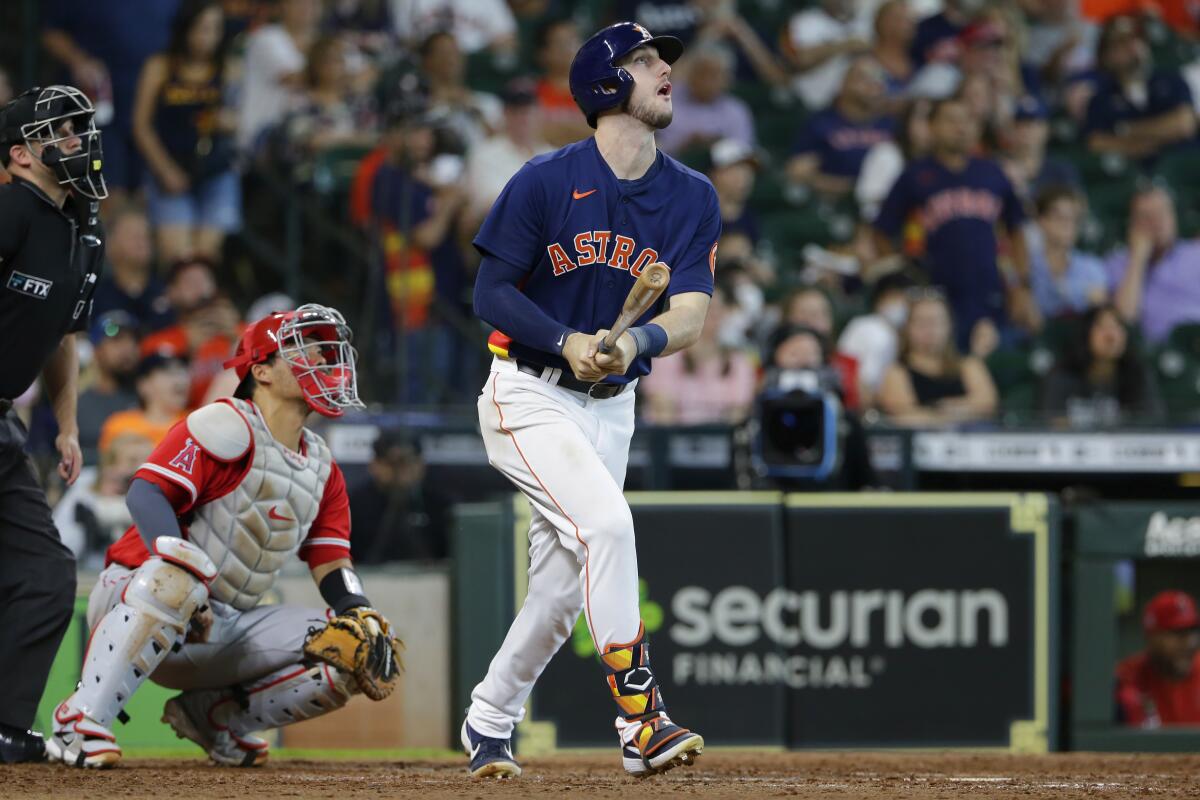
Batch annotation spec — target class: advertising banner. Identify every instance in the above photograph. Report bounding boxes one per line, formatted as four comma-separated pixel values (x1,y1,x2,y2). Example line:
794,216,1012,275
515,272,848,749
522,493,1056,752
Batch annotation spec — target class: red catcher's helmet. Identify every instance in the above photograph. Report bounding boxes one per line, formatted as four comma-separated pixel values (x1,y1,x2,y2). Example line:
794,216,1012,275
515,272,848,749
223,303,363,418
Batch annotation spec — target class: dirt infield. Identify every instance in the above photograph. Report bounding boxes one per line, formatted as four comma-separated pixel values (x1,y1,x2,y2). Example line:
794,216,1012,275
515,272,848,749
9,751,1200,799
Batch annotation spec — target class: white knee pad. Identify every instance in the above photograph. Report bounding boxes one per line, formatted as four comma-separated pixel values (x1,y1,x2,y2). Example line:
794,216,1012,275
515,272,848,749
66,554,210,728
217,663,356,734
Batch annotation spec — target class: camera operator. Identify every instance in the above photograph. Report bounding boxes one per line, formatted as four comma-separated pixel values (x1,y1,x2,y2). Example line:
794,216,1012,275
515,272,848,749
744,324,875,490
0,84,107,762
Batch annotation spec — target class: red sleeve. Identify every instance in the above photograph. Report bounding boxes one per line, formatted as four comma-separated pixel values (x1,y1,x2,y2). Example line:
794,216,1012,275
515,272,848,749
299,460,353,568
1115,654,1154,727
134,419,250,514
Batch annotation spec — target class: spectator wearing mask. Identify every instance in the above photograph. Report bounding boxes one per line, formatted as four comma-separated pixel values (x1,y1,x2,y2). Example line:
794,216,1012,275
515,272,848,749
42,0,180,201
782,0,871,111
873,97,1036,353
1025,186,1108,319
91,206,174,332
655,41,755,156
782,287,861,411
640,283,758,425
787,57,895,198
1039,304,1163,427
1117,590,1200,727
837,272,914,405
532,18,591,149
1085,15,1197,164
1106,185,1200,344
463,79,552,230
283,34,380,162
78,311,141,459
132,0,240,263
52,432,154,563
348,430,450,563
97,352,190,451
238,0,321,153
872,0,916,101
420,31,502,150
1001,94,1081,204
877,292,998,426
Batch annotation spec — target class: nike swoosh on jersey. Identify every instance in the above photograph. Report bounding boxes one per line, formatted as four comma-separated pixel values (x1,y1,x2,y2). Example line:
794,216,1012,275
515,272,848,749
268,506,294,522
572,188,598,200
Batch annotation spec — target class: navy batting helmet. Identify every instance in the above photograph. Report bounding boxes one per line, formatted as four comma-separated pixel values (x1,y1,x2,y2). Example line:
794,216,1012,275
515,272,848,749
569,22,683,128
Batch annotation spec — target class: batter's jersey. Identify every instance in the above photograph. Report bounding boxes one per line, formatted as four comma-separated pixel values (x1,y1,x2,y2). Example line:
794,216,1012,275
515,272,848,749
474,137,721,383
105,406,352,571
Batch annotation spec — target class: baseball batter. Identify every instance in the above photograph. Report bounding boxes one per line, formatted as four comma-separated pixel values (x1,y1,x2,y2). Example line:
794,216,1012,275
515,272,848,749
46,304,402,768
462,22,720,779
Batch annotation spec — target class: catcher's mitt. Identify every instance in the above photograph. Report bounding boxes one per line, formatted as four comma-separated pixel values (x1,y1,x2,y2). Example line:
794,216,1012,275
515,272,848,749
303,608,403,700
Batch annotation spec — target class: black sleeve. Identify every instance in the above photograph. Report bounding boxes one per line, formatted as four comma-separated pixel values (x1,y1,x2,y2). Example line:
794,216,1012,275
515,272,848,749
0,190,31,276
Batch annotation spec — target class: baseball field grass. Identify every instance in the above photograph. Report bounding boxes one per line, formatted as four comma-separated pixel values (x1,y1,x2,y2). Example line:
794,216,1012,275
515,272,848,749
7,750,1200,799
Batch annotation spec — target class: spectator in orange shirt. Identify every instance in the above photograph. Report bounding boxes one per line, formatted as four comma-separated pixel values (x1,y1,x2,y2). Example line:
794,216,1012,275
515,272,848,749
1117,590,1200,727
97,353,190,452
533,18,591,147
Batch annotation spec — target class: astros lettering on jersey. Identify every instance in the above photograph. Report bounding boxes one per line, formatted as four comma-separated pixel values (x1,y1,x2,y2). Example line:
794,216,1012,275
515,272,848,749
474,137,721,380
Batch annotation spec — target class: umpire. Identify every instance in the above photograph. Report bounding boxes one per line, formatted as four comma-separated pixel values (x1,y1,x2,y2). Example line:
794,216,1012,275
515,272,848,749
0,85,107,763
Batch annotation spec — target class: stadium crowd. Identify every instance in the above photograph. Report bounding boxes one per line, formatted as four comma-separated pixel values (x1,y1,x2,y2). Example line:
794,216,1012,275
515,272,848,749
6,0,1200,560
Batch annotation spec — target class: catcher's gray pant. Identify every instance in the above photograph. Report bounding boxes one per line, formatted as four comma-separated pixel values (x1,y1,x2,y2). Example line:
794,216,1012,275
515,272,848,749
88,564,327,690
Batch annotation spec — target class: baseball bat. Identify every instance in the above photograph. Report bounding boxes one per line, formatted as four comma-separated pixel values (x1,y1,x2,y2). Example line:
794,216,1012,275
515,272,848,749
598,262,671,354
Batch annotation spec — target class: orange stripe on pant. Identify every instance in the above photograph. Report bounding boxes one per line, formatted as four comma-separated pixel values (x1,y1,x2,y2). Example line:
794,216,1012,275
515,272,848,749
489,372,600,649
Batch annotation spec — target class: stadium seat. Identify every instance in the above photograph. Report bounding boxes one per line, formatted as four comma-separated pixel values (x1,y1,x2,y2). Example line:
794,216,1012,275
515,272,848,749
999,381,1039,425
1154,344,1200,422
310,144,375,196
986,345,1035,395
1166,323,1200,360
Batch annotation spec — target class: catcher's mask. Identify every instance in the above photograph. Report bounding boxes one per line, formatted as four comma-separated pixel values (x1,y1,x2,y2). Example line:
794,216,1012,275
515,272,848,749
0,85,108,200
224,304,364,418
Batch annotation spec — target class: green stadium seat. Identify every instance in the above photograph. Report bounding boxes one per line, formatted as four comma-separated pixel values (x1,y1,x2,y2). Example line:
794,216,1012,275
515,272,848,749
1166,323,1200,360
1154,346,1200,422
985,346,1034,395
310,144,374,195
999,381,1039,425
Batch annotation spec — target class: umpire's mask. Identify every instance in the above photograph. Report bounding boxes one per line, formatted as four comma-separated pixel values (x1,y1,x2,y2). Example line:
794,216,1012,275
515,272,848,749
0,85,108,200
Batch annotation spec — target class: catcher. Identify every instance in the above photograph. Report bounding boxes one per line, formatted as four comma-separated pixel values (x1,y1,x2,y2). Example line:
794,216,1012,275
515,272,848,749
47,304,402,769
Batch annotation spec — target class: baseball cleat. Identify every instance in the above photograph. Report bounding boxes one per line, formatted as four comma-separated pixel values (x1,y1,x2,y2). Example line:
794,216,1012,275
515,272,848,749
461,720,521,778
162,692,269,767
0,724,47,764
46,703,121,769
621,715,704,778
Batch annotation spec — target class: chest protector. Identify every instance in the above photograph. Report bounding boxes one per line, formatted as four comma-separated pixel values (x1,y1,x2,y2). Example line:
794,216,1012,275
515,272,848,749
187,398,332,610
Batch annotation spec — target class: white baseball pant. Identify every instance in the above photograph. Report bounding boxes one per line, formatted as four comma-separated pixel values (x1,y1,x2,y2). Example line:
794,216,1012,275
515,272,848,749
467,357,642,739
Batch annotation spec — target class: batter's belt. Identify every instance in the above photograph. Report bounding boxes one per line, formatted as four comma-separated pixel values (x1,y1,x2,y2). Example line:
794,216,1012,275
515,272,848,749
516,359,630,399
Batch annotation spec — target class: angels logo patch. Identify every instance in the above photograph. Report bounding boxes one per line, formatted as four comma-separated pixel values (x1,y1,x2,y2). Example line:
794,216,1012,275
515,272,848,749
168,438,201,474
